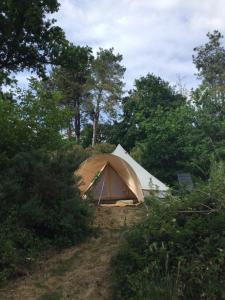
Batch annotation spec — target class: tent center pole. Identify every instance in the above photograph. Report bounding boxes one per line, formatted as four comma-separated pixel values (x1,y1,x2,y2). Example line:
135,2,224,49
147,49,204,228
98,178,105,206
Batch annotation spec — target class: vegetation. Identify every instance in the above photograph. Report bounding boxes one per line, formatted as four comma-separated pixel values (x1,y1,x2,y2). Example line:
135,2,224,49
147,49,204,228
48,44,93,143
0,0,67,84
112,161,225,299
87,48,125,146
0,88,93,282
1,0,225,297
110,31,225,300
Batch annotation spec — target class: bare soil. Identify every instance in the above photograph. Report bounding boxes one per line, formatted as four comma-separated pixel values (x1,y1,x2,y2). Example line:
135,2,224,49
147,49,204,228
0,206,145,300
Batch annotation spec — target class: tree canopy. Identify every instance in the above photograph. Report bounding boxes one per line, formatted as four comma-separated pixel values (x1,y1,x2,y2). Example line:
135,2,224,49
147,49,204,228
0,0,67,84
48,44,93,143
86,48,125,146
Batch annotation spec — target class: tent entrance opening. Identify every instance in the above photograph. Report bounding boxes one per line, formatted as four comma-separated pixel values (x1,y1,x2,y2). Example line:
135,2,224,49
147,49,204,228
91,164,136,203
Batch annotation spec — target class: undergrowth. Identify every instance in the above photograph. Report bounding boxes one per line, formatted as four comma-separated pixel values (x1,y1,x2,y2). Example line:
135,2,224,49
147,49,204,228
112,161,225,299
0,148,93,284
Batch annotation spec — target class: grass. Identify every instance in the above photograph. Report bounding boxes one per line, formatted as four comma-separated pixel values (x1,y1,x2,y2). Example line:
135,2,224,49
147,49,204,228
39,290,62,300
51,251,81,276
34,281,48,289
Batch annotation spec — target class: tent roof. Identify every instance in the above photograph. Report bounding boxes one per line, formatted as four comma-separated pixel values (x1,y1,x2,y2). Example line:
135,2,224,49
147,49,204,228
113,144,169,191
75,154,144,202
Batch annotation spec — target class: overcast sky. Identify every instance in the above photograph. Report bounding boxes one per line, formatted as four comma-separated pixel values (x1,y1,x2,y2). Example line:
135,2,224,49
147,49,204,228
17,0,225,91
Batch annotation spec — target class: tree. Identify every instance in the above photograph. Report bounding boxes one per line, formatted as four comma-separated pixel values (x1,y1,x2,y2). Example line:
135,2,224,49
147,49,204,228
191,85,225,173
48,45,93,143
192,31,225,175
133,74,185,110
133,105,195,185
104,96,144,151
105,74,196,185
107,74,186,151
0,78,71,161
193,30,225,90
86,48,125,146
0,83,92,283
0,0,67,84
81,123,112,147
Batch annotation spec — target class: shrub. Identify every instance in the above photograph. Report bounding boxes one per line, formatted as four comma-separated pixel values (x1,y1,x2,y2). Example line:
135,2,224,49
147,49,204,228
112,161,225,299
85,143,116,156
0,147,92,283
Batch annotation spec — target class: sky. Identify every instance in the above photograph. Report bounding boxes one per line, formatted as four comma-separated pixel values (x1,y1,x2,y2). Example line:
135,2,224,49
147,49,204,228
18,0,225,92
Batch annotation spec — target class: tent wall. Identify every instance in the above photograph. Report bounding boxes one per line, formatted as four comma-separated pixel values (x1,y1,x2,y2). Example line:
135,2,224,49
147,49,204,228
113,144,169,193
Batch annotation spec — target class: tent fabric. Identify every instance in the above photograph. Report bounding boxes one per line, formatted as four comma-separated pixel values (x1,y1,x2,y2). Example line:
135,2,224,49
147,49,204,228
113,144,169,192
75,154,144,202
92,164,136,201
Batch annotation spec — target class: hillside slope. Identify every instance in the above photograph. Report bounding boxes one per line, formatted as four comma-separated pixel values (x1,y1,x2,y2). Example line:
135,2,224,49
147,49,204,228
0,206,145,300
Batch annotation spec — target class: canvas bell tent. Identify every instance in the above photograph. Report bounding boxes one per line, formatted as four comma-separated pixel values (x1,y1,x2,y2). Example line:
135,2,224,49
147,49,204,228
113,144,169,197
76,154,144,205
76,145,169,205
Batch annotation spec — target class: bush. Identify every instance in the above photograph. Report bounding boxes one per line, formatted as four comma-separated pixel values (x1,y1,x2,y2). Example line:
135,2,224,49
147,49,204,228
85,143,116,156
0,147,92,283
112,161,225,300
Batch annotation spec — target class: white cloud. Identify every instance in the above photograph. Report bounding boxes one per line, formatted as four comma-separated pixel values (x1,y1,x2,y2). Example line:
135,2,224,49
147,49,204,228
18,0,225,90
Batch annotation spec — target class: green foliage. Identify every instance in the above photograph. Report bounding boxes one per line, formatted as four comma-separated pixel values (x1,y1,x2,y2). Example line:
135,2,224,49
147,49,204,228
80,123,114,147
0,80,71,160
106,74,192,186
112,161,225,299
190,32,225,177
47,47,125,146
0,215,45,282
85,143,116,156
189,31,225,178
0,84,92,284
0,9,95,281
0,0,67,84
133,73,185,110
0,96,27,158
107,74,186,151
49,45,93,143
133,105,196,184
80,124,93,147
0,148,92,283
190,86,225,177
86,48,126,146
193,31,225,88
107,33,225,187
2,17,225,295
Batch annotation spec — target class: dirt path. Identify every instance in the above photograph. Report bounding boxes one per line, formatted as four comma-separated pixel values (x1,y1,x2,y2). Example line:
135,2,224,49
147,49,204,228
0,206,145,300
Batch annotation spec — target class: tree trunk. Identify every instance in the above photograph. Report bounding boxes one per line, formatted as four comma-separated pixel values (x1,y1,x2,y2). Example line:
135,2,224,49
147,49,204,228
68,122,72,140
92,115,97,147
92,109,99,147
74,97,81,144
92,93,101,147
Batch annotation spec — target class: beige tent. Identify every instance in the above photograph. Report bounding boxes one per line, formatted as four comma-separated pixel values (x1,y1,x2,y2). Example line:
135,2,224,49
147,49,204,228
75,154,144,205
